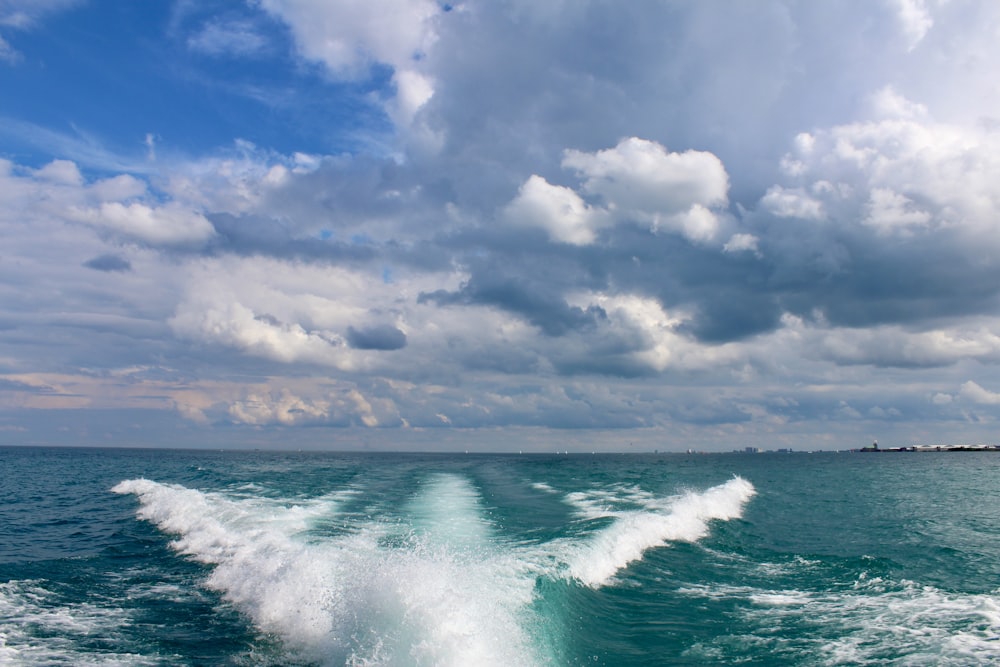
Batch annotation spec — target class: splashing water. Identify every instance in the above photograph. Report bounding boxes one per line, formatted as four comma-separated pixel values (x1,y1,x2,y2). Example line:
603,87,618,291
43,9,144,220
112,474,755,665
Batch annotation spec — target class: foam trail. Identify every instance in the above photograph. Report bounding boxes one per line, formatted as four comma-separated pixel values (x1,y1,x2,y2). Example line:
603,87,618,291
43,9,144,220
0,580,158,666
406,473,493,551
113,478,546,666
563,476,756,587
679,577,1000,665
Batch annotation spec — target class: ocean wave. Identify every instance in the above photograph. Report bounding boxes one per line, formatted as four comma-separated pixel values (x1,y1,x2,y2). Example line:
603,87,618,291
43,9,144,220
559,476,756,587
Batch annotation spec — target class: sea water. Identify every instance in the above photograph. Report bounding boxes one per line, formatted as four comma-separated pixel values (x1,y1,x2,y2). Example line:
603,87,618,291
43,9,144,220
1,446,998,665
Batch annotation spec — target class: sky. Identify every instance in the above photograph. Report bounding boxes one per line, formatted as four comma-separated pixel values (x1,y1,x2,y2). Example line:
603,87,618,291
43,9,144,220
3,0,1000,452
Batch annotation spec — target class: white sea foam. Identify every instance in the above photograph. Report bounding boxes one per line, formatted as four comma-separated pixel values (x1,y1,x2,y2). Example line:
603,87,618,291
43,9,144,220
679,578,1000,665
560,476,756,587
113,474,756,663
530,481,558,494
0,579,161,666
817,580,1000,666
113,475,545,666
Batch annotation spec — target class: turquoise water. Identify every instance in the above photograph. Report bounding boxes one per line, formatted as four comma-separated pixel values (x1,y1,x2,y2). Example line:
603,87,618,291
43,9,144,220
1,446,998,665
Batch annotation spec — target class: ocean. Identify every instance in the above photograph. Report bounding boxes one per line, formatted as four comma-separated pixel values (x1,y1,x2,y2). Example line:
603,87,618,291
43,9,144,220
1,446,998,666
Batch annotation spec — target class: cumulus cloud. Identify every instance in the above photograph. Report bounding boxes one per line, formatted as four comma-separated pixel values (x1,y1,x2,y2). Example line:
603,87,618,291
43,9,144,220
229,389,330,425
563,137,729,219
256,0,441,142
74,202,216,246
258,0,439,76
506,137,730,245
722,233,760,256
959,381,1000,405
863,187,931,235
170,298,349,368
11,1,1000,449
503,175,603,245
768,89,1000,240
759,186,825,220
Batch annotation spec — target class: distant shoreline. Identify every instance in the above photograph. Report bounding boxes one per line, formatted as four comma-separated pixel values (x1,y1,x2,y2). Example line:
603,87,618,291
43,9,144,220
854,444,1000,453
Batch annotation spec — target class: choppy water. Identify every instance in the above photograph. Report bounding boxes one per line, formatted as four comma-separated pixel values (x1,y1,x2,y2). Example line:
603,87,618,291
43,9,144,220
1,446,998,665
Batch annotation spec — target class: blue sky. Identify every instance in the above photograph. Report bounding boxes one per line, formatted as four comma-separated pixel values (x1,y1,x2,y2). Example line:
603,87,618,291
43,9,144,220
4,0,1000,451
0,2,391,167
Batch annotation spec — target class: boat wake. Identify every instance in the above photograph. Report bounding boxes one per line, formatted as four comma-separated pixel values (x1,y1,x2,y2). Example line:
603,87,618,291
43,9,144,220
112,475,754,665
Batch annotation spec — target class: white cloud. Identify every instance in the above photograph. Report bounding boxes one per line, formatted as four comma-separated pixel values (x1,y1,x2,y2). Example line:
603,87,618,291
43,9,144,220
931,392,953,405
258,0,440,75
869,85,929,120
863,187,931,235
229,389,330,425
187,19,270,57
723,233,760,255
503,174,603,245
75,202,216,246
170,297,351,368
0,0,80,29
959,380,1000,405
803,322,1000,369
34,159,82,185
166,256,464,373
563,137,729,216
0,34,19,63
888,0,935,51
257,0,441,140
764,90,1000,241
760,186,825,220
507,138,730,245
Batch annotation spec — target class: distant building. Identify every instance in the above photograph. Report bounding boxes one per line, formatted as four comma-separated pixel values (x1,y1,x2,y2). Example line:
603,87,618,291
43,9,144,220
745,446,760,454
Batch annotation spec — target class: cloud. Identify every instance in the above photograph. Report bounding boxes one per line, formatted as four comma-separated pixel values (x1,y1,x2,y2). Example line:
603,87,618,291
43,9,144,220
0,34,19,63
0,0,80,29
504,137,730,245
256,0,441,143
10,1,1000,450
889,0,935,51
170,298,348,367
0,1,78,68
563,137,729,225
722,233,760,256
229,389,330,425
187,19,271,58
74,202,216,246
759,186,825,220
346,324,407,351
959,381,1000,405
258,0,440,76
503,175,603,245
83,254,132,272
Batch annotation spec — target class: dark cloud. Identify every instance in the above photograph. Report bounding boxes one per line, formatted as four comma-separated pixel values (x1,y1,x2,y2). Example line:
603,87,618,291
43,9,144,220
207,213,380,264
421,272,607,337
83,254,131,272
346,324,407,350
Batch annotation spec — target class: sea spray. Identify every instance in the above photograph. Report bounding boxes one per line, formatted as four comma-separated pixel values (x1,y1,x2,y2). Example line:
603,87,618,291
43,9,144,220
561,476,756,587
113,476,547,666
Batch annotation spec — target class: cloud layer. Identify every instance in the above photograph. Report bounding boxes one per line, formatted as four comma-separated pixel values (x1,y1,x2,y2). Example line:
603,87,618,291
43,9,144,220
3,0,1000,450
